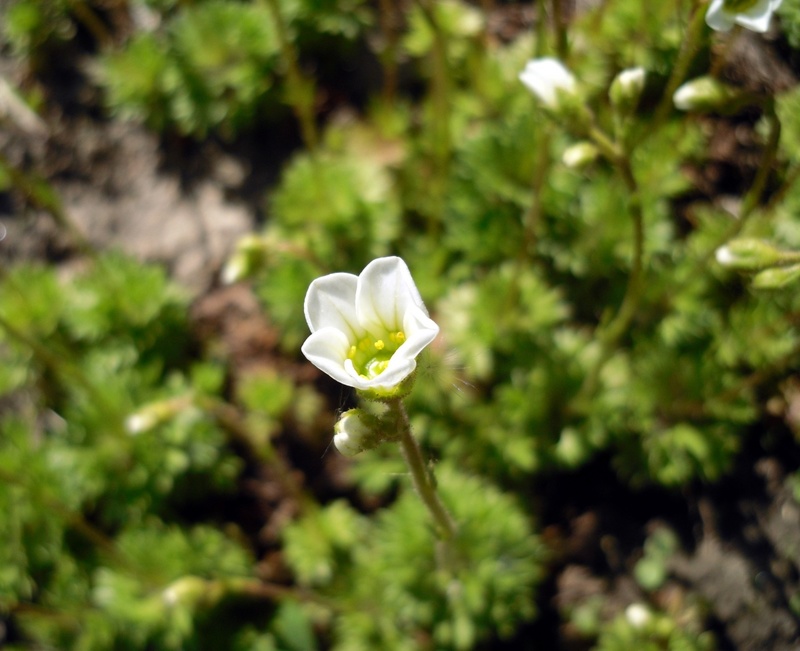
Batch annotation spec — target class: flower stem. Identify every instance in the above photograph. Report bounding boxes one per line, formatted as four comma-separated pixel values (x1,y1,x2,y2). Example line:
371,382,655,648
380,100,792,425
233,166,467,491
574,128,645,408
389,399,457,540
261,0,319,151
652,2,707,130
701,106,781,265
414,0,452,230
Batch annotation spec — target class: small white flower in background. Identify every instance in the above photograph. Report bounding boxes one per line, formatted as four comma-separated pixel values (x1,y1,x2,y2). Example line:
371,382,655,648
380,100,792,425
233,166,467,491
705,0,783,33
518,57,577,109
302,256,439,392
333,409,374,456
625,603,651,629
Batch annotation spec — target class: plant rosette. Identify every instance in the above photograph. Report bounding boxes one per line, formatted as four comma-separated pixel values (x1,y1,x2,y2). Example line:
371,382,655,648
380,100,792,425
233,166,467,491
301,256,439,400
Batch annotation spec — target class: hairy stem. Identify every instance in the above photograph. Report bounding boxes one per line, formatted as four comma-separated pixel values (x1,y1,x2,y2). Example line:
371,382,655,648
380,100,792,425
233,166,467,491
389,399,457,540
575,127,645,408
652,3,707,129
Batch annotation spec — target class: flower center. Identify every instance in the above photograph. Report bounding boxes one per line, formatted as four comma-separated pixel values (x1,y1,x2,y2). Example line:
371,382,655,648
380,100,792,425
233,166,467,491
722,0,760,12
347,330,406,379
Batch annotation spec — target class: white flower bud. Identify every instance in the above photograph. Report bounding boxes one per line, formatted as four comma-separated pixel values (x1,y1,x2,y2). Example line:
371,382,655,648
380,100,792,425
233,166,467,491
333,409,377,457
518,58,577,110
124,396,191,435
673,76,738,113
715,239,785,271
752,263,800,289
625,603,651,628
562,142,600,169
609,67,646,114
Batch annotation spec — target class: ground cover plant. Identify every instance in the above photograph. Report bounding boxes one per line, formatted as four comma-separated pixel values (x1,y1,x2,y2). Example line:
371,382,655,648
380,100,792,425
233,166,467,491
2,0,800,648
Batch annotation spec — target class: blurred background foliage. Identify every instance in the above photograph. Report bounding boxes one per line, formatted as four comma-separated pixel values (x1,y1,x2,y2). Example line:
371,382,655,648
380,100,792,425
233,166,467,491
2,0,800,648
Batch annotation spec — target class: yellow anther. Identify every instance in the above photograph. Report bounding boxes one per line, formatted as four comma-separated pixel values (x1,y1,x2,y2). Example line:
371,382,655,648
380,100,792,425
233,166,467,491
390,331,406,344
358,338,371,351
374,340,385,351
348,345,357,359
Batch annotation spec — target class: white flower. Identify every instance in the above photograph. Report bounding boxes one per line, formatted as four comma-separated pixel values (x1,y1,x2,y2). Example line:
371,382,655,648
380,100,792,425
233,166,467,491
518,58,577,109
301,257,439,392
625,603,651,629
705,0,783,33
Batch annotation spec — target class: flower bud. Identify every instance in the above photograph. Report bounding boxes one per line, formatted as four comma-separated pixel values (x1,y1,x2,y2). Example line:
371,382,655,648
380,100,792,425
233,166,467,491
752,263,800,289
124,396,191,435
334,409,380,456
673,76,740,113
562,142,600,169
609,67,646,115
221,235,272,284
625,603,652,629
162,576,209,608
715,239,785,271
519,58,578,110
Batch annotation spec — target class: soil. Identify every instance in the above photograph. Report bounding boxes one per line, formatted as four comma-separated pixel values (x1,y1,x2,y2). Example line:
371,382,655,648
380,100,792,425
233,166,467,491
3,6,800,650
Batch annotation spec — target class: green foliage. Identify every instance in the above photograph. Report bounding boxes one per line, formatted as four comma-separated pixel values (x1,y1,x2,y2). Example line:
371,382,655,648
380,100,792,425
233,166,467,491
593,606,715,651
634,527,680,590
776,85,800,163
0,254,251,647
778,0,800,49
2,0,74,58
5,0,800,647
100,1,281,137
284,468,545,650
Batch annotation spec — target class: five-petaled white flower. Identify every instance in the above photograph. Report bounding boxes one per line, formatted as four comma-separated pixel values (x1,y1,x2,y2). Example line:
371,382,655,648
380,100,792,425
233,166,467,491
302,257,439,392
518,58,577,109
705,0,783,33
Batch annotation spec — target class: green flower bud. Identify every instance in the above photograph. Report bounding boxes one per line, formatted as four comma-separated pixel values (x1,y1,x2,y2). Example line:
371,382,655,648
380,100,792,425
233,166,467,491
609,67,646,115
162,576,210,608
752,263,800,289
715,239,785,271
221,234,273,284
334,409,383,456
673,76,742,113
562,142,600,169
124,395,191,435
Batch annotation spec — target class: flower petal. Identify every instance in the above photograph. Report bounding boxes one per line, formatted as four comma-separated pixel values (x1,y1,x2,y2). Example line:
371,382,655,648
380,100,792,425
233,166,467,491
400,304,440,359
355,257,429,335
365,356,417,389
736,0,777,31
705,0,735,30
353,305,439,390
301,328,358,387
304,272,360,338
518,58,576,108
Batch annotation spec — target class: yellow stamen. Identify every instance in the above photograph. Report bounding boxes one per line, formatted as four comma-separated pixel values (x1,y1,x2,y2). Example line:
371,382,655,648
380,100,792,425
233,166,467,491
348,345,357,359
390,331,406,344
374,340,385,350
